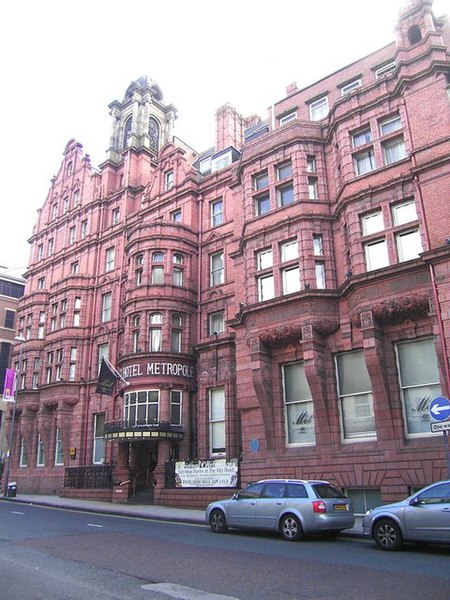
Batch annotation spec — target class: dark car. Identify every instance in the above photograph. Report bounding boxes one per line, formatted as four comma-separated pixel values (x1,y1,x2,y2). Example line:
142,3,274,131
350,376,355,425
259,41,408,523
362,480,450,550
206,479,354,541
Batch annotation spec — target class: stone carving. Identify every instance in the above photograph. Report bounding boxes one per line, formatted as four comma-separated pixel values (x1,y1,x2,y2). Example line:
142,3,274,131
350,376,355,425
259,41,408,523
351,293,430,327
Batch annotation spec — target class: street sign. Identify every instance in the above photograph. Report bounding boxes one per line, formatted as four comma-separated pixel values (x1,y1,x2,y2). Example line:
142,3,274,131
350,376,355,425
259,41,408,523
431,421,450,433
429,396,450,422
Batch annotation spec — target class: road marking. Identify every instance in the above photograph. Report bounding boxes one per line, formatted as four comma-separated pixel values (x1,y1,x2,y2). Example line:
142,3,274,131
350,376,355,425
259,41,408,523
86,523,104,528
12,511,24,515
142,583,240,600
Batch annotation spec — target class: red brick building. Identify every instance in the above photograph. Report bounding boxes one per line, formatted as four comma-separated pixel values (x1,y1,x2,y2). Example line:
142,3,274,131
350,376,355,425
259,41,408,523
7,0,450,511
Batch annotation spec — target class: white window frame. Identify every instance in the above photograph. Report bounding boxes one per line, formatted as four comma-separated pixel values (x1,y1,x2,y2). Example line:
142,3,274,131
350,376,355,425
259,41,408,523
383,137,407,165
253,171,269,190
395,337,441,438
209,311,225,335
282,266,301,295
105,247,115,272
375,61,396,79
362,211,384,235
279,111,297,126
101,292,112,322
55,429,64,465
309,96,329,121
282,362,315,446
37,434,45,466
256,248,273,270
93,413,106,464
396,229,422,262
380,114,402,136
209,387,225,455
258,274,275,302
210,251,224,286
211,198,224,227
354,148,375,175
165,170,174,191
341,78,362,95
280,240,298,262
364,238,389,271
315,262,326,289
392,200,417,226
335,351,376,442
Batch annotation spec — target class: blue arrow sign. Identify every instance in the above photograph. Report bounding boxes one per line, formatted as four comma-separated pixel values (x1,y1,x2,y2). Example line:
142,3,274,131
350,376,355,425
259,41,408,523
429,396,450,422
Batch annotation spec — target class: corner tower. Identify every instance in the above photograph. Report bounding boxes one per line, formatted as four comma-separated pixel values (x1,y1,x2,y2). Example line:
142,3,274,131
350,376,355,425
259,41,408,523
105,75,177,164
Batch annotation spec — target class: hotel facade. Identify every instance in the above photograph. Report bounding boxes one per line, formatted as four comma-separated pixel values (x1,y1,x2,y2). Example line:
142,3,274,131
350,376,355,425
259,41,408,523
7,0,450,512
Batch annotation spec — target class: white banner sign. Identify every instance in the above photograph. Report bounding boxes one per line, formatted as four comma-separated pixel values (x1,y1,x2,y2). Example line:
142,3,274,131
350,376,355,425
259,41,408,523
175,459,239,488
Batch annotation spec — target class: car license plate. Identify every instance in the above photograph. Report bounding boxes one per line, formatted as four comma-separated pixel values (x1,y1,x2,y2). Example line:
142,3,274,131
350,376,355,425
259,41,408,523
334,504,348,511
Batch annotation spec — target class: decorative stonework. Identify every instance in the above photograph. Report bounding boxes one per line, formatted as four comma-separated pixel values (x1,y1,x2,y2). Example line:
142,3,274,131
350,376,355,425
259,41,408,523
258,320,339,348
351,293,430,327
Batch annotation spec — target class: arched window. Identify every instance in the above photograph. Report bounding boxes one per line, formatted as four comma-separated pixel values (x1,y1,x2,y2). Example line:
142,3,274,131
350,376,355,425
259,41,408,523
408,25,422,45
149,117,160,152
123,117,133,148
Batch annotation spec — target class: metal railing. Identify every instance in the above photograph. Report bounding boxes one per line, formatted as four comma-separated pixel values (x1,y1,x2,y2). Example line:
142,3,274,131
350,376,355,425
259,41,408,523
64,463,115,489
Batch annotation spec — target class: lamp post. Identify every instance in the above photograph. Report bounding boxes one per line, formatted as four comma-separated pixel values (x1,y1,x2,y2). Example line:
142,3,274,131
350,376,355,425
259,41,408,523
3,335,25,497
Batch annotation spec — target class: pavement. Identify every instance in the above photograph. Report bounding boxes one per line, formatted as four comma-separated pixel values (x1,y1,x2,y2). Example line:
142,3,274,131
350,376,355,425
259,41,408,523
0,493,364,537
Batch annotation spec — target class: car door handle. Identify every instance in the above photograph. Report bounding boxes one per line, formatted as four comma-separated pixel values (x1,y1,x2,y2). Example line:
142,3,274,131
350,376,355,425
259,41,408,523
442,507,450,512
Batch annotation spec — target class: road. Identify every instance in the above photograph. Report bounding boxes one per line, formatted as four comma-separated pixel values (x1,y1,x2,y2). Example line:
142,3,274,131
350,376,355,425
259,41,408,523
0,501,449,600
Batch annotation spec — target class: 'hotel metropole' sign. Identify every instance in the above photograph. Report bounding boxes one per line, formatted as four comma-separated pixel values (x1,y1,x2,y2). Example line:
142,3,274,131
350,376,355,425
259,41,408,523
122,360,195,380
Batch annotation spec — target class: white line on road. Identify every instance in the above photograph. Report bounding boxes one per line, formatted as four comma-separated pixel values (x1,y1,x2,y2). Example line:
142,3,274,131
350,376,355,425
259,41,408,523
86,523,104,528
142,583,240,600
12,511,24,515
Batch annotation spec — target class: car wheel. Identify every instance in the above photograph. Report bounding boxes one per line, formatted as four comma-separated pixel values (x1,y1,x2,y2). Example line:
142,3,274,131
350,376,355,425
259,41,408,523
280,513,303,541
209,509,228,533
373,518,403,551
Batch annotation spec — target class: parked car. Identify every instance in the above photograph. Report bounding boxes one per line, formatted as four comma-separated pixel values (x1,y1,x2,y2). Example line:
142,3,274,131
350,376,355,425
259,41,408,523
362,480,450,550
206,479,354,541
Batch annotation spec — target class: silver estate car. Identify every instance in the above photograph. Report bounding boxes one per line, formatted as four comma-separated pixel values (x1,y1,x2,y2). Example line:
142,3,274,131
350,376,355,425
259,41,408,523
206,479,354,541
362,480,450,550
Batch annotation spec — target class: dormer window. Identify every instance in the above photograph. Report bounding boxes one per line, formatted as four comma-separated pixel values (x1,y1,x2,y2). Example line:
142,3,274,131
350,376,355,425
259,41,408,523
340,78,362,96
375,61,395,79
279,111,297,126
309,96,329,121
211,150,232,173
199,157,212,174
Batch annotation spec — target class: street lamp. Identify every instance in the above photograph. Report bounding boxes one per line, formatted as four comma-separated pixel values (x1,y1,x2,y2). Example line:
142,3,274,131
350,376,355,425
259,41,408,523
3,335,25,497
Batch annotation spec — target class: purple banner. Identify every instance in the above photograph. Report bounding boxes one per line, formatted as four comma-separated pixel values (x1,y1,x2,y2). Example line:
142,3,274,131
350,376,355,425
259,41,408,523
2,368,16,402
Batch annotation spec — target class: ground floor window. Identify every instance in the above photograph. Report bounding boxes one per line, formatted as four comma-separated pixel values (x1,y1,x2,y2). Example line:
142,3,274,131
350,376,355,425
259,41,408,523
282,362,315,445
396,337,441,437
209,387,225,454
347,488,382,514
335,350,375,441
37,434,45,466
19,437,28,467
93,413,106,464
124,390,159,425
54,429,64,465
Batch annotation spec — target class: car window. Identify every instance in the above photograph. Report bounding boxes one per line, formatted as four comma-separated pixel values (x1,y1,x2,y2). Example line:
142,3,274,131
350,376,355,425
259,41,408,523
261,483,286,498
416,482,450,504
286,483,308,498
238,482,265,499
312,483,346,499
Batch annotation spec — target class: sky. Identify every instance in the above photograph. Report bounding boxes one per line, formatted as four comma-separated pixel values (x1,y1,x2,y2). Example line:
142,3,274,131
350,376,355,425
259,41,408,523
0,0,448,278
